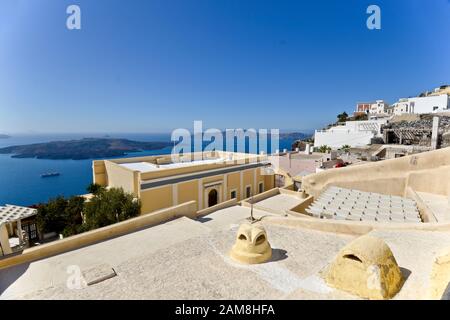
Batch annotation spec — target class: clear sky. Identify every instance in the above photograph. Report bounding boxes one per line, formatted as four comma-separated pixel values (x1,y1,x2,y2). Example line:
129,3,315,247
0,0,449,134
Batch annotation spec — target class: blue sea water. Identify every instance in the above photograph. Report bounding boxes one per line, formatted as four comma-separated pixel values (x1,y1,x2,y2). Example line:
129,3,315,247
0,133,295,206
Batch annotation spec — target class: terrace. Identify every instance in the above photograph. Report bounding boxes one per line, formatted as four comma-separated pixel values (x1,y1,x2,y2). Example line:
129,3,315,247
1,202,450,300
1,147,450,300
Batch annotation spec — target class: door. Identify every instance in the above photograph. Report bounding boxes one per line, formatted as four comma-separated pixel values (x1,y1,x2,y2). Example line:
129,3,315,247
208,189,218,207
22,222,38,242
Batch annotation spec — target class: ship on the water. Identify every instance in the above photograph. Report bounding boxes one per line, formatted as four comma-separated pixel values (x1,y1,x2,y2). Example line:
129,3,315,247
40,172,60,178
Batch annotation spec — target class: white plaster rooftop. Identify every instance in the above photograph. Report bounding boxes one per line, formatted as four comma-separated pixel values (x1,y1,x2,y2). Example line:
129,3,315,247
196,206,275,230
0,205,37,225
253,194,304,213
119,162,158,173
119,158,227,173
1,205,449,300
306,186,422,223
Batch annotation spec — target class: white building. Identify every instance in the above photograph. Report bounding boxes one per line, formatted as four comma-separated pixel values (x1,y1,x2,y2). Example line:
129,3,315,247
370,100,390,114
392,99,410,115
314,119,387,149
355,100,390,115
393,94,450,115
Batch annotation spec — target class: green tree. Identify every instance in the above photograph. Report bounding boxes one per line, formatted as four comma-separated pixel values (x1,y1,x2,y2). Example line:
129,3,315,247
62,196,85,237
36,195,86,237
86,183,106,195
340,145,351,152
337,112,348,122
83,187,140,229
36,187,140,238
317,145,332,153
36,196,69,235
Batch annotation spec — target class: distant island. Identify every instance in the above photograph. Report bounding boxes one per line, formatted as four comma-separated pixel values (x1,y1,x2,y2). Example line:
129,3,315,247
0,138,172,160
0,134,10,139
279,132,312,140
195,131,311,140
0,132,311,160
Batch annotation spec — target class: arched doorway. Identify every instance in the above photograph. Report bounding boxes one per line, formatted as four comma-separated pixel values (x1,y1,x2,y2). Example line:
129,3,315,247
208,189,218,207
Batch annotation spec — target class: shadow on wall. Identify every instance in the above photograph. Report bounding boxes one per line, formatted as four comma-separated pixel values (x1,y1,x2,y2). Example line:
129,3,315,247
0,262,30,296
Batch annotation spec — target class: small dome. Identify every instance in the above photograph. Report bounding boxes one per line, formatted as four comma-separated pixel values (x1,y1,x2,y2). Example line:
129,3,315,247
229,223,272,264
325,235,404,299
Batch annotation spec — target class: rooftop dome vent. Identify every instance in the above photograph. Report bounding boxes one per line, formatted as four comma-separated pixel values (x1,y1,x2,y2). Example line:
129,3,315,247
229,223,272,264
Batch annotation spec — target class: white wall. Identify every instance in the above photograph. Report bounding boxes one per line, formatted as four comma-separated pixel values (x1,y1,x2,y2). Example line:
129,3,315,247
314,119,387,149
393,101,410,115
314,131,375,149
394,94,449,115
410,94,449,114
369,101,389,114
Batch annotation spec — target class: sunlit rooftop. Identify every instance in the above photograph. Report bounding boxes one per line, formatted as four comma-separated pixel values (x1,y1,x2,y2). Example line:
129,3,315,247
119,158,228,173
2,204,450,300
2,147,450,300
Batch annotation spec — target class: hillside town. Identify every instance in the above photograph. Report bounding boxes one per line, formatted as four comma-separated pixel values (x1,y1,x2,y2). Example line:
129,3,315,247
282,85,450,178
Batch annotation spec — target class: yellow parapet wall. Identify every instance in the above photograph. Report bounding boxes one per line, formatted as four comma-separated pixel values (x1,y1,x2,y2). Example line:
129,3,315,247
0,201,197,271
302,147,450,198
196,198,238,217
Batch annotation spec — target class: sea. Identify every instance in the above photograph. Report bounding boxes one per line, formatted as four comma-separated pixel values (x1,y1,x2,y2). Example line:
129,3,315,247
0,133,297,206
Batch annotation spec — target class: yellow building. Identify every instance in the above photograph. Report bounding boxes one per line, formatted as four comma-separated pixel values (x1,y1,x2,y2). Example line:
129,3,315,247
92,151,274,214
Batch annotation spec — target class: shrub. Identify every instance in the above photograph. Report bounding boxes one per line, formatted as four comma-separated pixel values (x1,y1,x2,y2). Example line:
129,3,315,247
340,145,351,152
354,113,368,121
37,187,140,238
83,187,141,229
317,145,332,153
36,195,84,236
337,112,348,122
86,183,106,195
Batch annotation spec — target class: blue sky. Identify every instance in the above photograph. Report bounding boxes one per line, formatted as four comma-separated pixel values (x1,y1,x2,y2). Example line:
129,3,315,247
0,0,449,133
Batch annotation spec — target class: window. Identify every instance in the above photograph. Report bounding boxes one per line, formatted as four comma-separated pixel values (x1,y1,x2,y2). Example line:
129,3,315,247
258,182,264,193
433,106,439,111
246,186,252,198
230,190,237,199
